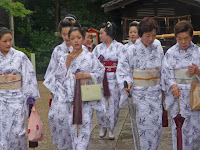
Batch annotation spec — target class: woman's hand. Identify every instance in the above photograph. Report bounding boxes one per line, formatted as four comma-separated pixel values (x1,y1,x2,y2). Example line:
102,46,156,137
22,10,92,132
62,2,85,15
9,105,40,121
125,82,132,96
171,84,181,97
66,50,77,69
75,72,91,79
188,63,200,75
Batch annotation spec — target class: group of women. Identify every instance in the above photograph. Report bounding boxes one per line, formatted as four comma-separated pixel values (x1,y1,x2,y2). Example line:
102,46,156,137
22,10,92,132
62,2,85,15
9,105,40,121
0,13,200,150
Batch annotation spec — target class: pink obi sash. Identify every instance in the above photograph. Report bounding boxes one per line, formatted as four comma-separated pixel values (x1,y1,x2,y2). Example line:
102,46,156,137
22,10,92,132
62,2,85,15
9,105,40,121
0,73,22,90
104,61,118,72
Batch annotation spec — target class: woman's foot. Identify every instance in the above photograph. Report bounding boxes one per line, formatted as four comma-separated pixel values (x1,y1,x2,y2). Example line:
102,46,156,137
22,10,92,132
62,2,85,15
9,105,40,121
109,130,115,140
99,127,107,138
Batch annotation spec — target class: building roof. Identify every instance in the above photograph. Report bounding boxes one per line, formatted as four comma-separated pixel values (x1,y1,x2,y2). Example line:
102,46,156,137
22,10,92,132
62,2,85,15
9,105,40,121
102,0,200,12
88,28,100,33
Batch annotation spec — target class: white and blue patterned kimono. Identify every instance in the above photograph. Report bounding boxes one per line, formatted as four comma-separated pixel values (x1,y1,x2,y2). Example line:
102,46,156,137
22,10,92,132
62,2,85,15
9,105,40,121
44,47,105,150
0,48,40,150
92,40,124,132
116,39,164,150
44,41,73,79
44,41,73,149
124,40,133,49
161,42,200,150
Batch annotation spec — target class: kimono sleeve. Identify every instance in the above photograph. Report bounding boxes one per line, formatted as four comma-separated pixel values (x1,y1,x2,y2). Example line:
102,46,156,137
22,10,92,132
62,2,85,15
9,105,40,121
161,52,176,92
116,46,133,90
43,55,67,95
21,54,40,100
44,48,58,79
89,54,105,84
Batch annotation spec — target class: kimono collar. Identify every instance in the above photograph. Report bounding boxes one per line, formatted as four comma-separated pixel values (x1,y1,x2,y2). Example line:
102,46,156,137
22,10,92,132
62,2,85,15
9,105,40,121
127,40,133,46
103,39,116,48
136,39,158,50
62,41,73,52
176,41,195,52
0,47,14,57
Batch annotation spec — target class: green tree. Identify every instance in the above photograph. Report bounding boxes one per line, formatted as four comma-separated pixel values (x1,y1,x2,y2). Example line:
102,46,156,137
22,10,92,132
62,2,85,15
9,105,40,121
0,0,32,17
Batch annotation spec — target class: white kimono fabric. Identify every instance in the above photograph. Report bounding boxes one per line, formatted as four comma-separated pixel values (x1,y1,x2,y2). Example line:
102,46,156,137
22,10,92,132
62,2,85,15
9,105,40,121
44,47,105,150
161,42,200,150
124,40,133,49
116,39,164,150
44,41,73,79
0,48,40,150
44,42,73,149
92,40,123,132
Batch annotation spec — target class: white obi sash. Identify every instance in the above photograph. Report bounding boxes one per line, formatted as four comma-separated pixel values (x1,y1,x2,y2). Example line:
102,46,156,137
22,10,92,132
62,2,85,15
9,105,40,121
132,69,160,87
174,69,196,84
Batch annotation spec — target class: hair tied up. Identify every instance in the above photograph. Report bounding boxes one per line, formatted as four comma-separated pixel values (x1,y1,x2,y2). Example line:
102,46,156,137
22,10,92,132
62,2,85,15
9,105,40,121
0,27,7,33
107,21,112,27
64,16,76,21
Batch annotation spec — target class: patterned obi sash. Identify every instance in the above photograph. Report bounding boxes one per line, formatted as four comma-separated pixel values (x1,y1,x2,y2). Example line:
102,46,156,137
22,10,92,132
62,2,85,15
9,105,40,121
132,69,160,87
0,73,22,90
104,61,118,72
174,69,196,84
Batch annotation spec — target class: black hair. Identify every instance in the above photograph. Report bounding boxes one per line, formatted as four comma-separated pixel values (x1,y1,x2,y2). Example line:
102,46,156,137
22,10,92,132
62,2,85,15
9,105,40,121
0,27,12,39
58,20,73,32
174,20,193,37
65,14,81,28
66,14,77,21
101,21,117,40
129,21,139,28
138,17,158,37
126,21,139,36
81,27,88,38
68,27,84,38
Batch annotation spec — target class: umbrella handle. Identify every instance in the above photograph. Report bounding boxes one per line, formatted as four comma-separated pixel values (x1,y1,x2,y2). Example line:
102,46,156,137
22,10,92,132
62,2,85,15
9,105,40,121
77,125,79,137
177,97,180,114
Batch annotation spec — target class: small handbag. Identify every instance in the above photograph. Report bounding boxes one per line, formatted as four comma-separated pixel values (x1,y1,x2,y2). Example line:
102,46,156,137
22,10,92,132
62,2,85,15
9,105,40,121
190,78,200,110
81,78,102,101
28,105,44,142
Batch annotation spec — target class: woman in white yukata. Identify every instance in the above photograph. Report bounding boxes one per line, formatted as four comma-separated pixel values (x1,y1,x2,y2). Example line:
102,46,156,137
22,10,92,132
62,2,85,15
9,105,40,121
162,20,200,150
44,15,81,150
93,22,124,140
124,21,139,49
0,27,40,150
44,27,105,150
45,14,80,79
116,17,164,150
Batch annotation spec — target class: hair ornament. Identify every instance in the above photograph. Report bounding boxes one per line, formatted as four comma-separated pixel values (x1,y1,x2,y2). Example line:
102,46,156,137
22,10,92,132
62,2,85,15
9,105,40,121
107,21,112,27
64,16,76,21
132,21,139,24
0,27,7,33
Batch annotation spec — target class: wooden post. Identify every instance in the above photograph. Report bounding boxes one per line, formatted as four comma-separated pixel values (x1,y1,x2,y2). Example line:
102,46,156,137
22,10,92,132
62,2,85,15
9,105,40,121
30,53,36,73
55,0,60,31
10,0,15,46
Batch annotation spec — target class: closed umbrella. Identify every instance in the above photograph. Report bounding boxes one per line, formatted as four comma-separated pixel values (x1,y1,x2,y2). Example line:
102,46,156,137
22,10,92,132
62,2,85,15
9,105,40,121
73,69,82,137
174,97,185,150
124,81,141,150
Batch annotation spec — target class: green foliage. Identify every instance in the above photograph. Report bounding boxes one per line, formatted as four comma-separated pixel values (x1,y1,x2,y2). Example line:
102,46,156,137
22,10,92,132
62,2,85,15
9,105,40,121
62,0,112,30
28,29,60,74
14,46,31,58
0,0,32,17
13,0,113,74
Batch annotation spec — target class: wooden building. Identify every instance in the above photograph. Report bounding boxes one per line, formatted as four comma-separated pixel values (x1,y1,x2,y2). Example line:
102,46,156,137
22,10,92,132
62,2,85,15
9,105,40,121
102,0,200,47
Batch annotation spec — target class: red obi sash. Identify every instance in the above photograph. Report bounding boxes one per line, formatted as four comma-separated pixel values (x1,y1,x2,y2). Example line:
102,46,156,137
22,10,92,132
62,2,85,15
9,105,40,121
104,61,118,72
